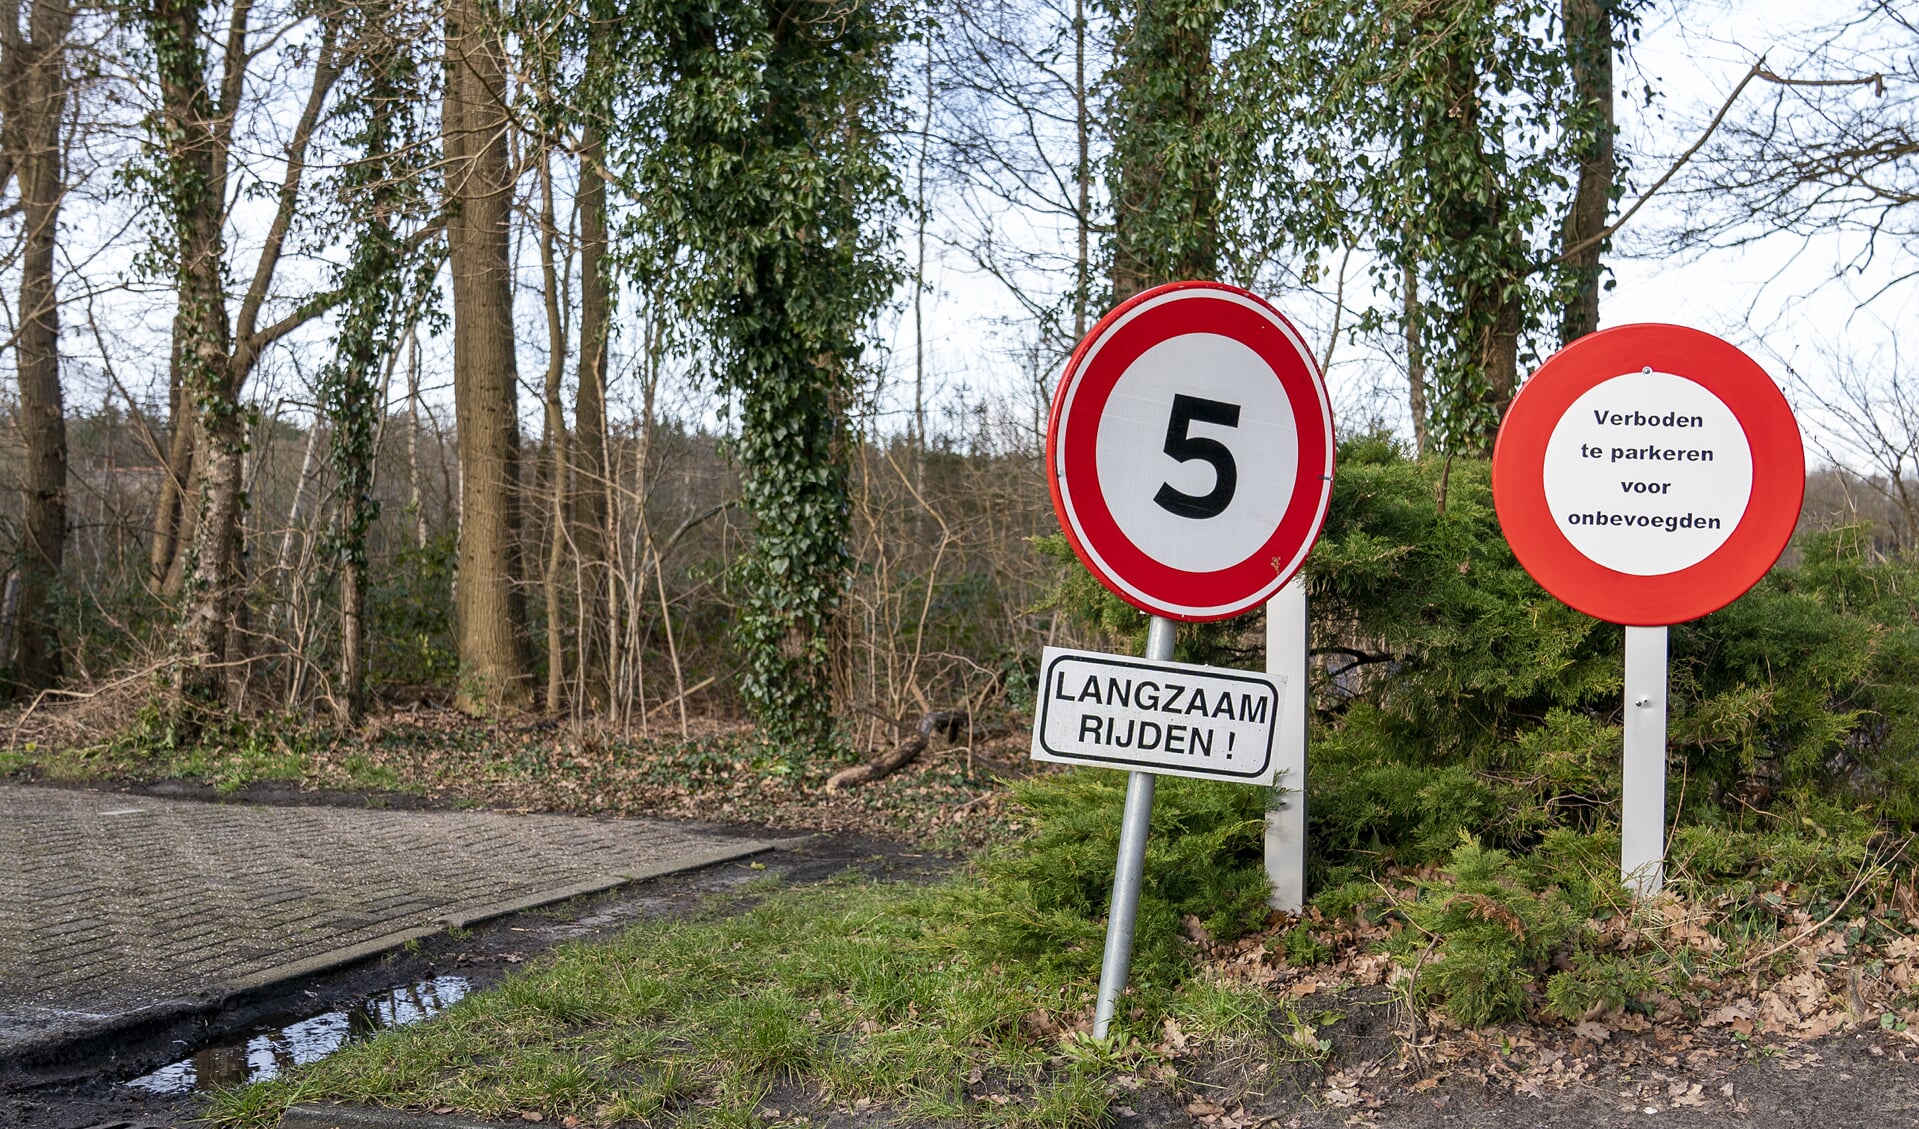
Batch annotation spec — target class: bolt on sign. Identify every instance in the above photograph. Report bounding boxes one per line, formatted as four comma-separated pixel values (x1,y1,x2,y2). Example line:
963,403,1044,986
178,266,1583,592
1037,281,1334,1039
1492,323,1804,894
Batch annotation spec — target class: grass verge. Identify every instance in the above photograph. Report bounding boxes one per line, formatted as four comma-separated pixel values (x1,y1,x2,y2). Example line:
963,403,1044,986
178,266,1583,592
206,872,1303,1129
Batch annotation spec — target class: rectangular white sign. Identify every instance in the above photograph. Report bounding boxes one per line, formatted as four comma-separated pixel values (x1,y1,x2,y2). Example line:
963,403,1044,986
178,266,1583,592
1030,646,1285,784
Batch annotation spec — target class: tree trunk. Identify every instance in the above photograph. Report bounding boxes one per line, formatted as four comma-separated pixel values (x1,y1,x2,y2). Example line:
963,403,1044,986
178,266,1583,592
1422,30,1527,454
161,428,203,596
1479,297,1522,430
572,116,609,705
1108,0,1219,301
149,380,194,587
1072,0,1089,339
444,0,531,713
181,408,244,699
147,0,237,700
406,327,429,549
1559,0,1615,345
2,0,73,692
1404,260,1428,459
340,498,366,721
535,142,569,711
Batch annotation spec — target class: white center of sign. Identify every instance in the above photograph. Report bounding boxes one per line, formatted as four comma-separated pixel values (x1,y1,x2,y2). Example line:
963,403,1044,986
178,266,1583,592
1093,332,1298,574
1542,370,1754,576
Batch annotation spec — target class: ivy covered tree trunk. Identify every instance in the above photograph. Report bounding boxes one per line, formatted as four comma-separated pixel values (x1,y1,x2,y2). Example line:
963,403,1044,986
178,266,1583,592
1,0,74,693
324,0,431,722
631,0,901,753
1263,0,1637,458
145,0,237,700
1418,32,1528,453
1558,0,1617,345
142,0,344,703
1106,0,1220,301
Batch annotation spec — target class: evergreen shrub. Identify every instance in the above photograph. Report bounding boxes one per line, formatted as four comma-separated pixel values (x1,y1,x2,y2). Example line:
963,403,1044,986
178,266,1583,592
984,434,1919,1027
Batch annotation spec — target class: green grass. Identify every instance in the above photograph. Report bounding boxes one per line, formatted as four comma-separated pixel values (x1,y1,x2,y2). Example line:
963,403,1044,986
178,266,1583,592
206,873,1300,1129
0,704,439,798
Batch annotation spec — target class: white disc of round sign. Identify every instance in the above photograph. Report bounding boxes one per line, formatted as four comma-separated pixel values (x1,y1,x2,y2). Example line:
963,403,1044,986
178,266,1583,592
1094,332,1301,574
1492,323,1803,626
1541,371,1755,576
1047,282,1334,622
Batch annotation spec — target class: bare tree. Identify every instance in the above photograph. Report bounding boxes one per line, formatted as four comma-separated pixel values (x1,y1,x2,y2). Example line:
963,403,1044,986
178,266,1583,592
935,0,1107,351
1786,340,1919,549
0,0,74,691
443,0,532,712
136,0,353,702
1671,3,1909,289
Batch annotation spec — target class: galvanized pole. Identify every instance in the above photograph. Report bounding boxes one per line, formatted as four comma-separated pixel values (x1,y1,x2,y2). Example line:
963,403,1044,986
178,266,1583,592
1621,625,1669,896
1091,614,1176,1038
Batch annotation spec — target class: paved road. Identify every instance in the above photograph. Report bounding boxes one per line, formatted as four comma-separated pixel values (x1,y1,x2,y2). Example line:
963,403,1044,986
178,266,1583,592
0,784,778,1061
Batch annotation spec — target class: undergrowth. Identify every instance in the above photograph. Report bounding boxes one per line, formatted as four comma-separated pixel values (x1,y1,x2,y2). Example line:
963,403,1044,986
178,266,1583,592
949,773,1273,990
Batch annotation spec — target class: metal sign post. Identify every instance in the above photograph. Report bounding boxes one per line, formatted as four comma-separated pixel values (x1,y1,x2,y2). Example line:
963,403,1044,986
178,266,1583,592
1042,281,1335,1039
1621,625,1670,896
1264,577,1308,913
1092,615,1174,1039
1491,324,1804,896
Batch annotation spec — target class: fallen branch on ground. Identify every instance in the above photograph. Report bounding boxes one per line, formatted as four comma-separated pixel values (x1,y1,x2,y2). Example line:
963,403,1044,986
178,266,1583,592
827,709,968,790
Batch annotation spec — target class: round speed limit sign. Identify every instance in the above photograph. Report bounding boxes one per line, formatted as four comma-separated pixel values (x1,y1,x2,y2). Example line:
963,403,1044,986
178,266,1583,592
1047,282,1335,621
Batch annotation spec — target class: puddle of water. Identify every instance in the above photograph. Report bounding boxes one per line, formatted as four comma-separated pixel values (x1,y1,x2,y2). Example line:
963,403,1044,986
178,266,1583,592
124,974,469,1095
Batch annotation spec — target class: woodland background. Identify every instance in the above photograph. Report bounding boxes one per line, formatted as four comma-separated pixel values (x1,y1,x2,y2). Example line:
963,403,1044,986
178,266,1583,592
0,0,1912,764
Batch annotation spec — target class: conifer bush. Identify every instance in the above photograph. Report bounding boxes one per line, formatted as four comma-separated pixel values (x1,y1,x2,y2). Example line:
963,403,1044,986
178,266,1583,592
993,434,1919,1028
952,773,1272,989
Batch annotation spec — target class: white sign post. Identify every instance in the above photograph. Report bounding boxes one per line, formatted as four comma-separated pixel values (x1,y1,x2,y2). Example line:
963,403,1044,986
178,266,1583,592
1492,325,1804,897
1041,282,1335,1038
1264,577,1308,913
1622,625,1669,893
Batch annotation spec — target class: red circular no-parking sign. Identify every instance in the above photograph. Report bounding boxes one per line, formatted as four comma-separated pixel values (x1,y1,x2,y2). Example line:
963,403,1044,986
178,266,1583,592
1046,282,1335,621
1491,324,1804,626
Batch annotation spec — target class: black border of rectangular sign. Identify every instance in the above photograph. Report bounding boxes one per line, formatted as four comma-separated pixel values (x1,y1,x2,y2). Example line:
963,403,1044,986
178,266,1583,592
1036,651,1277,780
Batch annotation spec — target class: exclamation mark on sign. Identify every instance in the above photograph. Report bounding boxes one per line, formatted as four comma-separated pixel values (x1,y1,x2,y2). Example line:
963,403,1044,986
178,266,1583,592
1226,732,1235,760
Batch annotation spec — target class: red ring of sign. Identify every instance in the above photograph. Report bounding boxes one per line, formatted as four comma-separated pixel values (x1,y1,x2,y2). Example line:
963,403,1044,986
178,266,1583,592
1491,323,1804,626
1046,281,1335,621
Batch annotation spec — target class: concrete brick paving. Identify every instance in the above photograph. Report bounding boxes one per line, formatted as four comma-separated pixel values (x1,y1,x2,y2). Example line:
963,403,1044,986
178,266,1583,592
0,784,777,1057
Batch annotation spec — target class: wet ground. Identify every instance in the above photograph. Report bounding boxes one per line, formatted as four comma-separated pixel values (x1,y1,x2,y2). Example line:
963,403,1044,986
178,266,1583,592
123,974,472,1096
0,782,781,1070
0,829,943,1127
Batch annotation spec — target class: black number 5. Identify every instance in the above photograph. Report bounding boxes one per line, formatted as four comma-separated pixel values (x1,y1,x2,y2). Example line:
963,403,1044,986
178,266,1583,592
1155,394,1240,519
